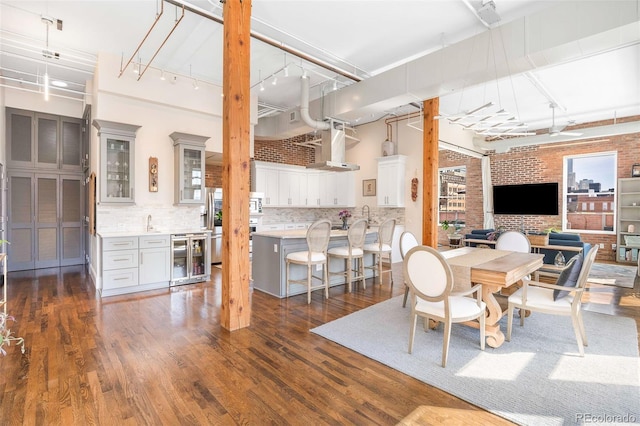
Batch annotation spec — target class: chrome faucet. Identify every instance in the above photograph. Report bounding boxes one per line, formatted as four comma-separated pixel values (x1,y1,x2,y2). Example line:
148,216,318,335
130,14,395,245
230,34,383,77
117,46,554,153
362,204,371,227
146,214,153,232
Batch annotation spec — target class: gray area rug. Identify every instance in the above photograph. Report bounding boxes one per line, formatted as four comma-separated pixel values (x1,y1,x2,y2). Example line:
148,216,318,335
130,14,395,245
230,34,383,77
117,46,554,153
311,296,640,426
588,263,637,289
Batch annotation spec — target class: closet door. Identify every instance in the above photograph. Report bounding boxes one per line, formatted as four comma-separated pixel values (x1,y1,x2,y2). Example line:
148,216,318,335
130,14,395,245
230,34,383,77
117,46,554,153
35,174,59,269
6,109,34,169
60,175,83,266
7,172,35,271
36,113,59,170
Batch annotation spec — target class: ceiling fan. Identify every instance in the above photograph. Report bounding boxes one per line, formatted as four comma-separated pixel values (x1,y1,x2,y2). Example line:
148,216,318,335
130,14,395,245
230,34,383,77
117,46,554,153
548,103,582,137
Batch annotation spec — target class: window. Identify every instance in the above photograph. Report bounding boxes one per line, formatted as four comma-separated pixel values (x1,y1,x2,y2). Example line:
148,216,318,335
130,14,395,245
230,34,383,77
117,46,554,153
564,152,616,233
438,166,466,229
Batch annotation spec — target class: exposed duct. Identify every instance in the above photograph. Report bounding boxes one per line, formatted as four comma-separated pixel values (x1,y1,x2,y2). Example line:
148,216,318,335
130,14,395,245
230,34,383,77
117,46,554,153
301,76,359,171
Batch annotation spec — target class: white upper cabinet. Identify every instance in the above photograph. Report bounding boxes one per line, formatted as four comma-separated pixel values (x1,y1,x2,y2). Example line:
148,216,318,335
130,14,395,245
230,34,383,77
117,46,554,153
252,161,280,206
377,155,407,207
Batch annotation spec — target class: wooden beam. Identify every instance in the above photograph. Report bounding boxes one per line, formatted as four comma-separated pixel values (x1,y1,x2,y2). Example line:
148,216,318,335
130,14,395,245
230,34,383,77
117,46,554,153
221,0,252,331
422,98,439,248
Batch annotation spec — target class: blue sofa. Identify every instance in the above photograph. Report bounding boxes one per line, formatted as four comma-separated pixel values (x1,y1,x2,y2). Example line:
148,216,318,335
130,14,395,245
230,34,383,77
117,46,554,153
539,232,590,265
463,229,495,247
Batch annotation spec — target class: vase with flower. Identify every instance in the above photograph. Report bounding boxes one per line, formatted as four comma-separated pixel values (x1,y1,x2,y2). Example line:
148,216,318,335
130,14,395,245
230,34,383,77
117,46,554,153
338,210,352,230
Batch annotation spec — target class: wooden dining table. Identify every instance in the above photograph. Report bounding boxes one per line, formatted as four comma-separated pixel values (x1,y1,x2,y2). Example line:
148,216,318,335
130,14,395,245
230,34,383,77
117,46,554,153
441,247,544,348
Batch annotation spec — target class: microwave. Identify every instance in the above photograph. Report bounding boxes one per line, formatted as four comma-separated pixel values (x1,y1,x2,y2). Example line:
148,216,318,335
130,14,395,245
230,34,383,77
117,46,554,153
249,192,263,214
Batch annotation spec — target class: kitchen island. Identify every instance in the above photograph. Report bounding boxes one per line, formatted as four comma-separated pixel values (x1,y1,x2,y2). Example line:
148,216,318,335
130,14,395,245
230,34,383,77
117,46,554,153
251,229,378,298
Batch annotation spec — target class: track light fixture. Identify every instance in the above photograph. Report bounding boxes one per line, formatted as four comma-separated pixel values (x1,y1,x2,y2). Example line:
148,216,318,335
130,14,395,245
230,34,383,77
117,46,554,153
193,79,199,90
259,81,265,91
271,76,277,85
160,70,166,81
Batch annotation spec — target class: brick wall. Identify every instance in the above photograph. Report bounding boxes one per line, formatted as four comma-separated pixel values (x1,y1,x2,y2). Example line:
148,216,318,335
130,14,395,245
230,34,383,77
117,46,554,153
253,134,316,165
205,165,222,188
440,127,640,262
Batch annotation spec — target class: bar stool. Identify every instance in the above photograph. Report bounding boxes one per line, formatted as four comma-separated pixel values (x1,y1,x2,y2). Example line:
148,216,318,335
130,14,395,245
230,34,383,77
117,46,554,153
285,219,332,304
328,219,368,292
363,218,396,285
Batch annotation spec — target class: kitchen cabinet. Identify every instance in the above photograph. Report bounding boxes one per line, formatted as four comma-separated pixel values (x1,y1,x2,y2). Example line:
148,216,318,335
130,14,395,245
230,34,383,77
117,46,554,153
377,155,407,207
320,171,355,207
139,234,171,285
617,178,640,264
100,234,171,297
6,108,83,172
93,119,140,204
306,171,321,207
170,132,209,205
252,162,279,206
278,168,307,206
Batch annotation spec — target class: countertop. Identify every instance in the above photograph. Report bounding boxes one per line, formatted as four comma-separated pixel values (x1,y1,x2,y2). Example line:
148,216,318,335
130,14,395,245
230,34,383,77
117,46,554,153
97,229,211,238
252,229,377,239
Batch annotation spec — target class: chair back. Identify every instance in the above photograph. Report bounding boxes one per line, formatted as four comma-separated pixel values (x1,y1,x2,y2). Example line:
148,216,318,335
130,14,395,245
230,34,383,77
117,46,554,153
306,219,331,254
496,231,531,253
574,245,599,292
399,231,419,260
377,218,396,246
347,219,368,251
403,245,453,302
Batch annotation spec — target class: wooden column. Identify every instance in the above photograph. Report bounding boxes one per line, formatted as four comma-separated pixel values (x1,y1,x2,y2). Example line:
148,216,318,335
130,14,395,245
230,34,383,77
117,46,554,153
422,98,439,248
221,0,252,331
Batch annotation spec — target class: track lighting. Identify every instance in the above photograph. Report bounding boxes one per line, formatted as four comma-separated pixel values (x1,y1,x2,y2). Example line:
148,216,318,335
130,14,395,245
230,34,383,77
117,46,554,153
271,76,277,85
160,70,166,81
44,69,50,101
283,66,289,77
332,80,338,91
193,79,199,90
259,81,265,91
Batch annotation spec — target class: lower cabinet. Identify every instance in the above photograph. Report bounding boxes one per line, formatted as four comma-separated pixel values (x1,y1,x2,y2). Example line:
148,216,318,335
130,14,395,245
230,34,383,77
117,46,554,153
100,234,170,297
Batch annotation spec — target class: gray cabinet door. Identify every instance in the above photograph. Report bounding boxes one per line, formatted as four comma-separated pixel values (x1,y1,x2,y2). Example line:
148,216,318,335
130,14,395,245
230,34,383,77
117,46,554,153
35,174,59,269
7,172,35,271
6,109,33,169
60,175,83,266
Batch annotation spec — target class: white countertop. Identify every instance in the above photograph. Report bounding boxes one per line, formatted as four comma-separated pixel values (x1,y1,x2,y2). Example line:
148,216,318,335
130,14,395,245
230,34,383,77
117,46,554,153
97,229,211,238
252,229,377,239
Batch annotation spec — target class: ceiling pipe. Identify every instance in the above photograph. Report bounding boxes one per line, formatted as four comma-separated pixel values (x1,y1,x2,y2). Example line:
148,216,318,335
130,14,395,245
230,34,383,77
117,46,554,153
300,76,330,131
137,3,185,80
164,0,362,83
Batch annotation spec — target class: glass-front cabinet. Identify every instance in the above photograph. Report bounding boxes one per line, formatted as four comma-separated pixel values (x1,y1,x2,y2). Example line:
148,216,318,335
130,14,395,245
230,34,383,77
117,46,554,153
170,132,209,205
93,120,140,204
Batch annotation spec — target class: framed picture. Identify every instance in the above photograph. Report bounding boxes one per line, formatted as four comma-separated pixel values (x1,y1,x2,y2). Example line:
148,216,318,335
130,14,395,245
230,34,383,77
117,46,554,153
633,164,640,178
363,179,376,196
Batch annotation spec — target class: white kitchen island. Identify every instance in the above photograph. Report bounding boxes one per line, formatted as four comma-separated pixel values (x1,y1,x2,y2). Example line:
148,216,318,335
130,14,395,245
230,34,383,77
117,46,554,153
251,229,378,298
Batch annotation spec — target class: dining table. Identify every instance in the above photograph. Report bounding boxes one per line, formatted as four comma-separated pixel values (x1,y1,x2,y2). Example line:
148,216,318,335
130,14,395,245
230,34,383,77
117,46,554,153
440,246,544,348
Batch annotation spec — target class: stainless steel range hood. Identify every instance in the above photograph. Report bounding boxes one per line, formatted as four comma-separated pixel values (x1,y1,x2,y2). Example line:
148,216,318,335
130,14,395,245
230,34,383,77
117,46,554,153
299,76,359,172
307,120,360,171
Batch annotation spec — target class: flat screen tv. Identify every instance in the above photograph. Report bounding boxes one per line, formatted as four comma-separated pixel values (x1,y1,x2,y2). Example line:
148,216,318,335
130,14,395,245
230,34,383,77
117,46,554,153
493,183,559,215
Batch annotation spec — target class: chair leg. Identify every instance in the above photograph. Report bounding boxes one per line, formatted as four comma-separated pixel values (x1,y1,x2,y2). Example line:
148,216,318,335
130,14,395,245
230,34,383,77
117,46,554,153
571,314,585,356
307,264,312,304
359,257,366,290
389,252,393,286
408,314,418,354
402,284,409,307
479,309,486,351
506,303,514,341
577,310,588,347
323,262,329,300
285,260,290,298
377,253,383,285
346,258,352,293
442,319,452,367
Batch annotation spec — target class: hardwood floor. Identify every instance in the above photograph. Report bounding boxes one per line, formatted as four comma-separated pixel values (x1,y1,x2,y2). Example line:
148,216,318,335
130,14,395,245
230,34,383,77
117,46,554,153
0,262,638,425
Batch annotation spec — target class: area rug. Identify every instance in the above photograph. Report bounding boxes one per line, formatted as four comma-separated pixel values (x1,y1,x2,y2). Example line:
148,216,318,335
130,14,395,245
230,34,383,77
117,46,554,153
311,296,640,426
588,262,637,289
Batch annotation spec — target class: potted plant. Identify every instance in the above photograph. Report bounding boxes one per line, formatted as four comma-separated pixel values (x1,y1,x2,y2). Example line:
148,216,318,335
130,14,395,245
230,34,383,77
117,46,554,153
442,220,463,247
338,210,352,230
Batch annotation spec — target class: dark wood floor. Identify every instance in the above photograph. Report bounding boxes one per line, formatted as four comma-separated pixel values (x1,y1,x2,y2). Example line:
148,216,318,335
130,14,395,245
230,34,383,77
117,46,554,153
0,262,638,425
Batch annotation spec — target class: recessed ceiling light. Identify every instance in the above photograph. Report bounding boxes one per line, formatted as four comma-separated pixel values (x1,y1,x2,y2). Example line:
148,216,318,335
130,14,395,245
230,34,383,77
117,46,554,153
51,80,67,88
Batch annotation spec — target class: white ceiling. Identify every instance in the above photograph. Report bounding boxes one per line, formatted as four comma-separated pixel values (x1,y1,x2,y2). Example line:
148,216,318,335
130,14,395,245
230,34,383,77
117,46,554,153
1,0,639,140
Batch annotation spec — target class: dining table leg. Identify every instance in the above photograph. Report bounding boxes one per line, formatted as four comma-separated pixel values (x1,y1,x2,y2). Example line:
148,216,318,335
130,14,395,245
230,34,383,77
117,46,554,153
481,283,506,348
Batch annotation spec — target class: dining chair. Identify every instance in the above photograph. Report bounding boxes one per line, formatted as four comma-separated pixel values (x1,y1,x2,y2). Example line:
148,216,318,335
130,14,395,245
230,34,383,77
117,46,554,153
399,230,419,308
363,218,396,286
285,219,332,304
506,245,599,356
404,245,485,367
328,219,368,293
495,231,531,253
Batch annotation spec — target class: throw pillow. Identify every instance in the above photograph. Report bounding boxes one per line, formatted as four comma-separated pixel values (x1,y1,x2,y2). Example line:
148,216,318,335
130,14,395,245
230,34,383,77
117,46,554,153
553,253,584,300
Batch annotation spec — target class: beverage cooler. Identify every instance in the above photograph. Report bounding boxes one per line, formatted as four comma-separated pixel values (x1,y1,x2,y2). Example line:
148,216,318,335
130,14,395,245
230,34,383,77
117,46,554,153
171,233,210,286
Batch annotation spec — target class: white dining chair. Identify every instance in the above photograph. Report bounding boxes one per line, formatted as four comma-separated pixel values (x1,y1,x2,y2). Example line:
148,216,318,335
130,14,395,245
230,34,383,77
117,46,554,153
404,245,486,367
285,219,332,304
399,230,419,307
495,231,531,253
363,218,396,286
328,219,368,293
506,246,599,356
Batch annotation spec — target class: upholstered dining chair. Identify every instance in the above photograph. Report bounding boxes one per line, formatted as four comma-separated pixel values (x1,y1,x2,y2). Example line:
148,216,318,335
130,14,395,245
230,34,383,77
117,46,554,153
495,231,531,253
404,245,486,367
328,219,368,293
363,218,396,286
285,219,332,304
399,230,419,308
506,245,599,356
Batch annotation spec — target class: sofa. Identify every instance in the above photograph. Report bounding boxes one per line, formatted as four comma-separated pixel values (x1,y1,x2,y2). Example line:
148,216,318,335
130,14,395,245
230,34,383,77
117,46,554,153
539,232,590,265
463,229,495,247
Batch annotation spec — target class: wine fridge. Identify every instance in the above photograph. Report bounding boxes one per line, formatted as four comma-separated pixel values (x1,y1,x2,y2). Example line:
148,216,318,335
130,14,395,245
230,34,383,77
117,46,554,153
170,233,210,286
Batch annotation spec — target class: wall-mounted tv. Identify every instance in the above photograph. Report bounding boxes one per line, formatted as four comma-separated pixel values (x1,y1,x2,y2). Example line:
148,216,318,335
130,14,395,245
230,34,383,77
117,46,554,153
493,183,559,215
